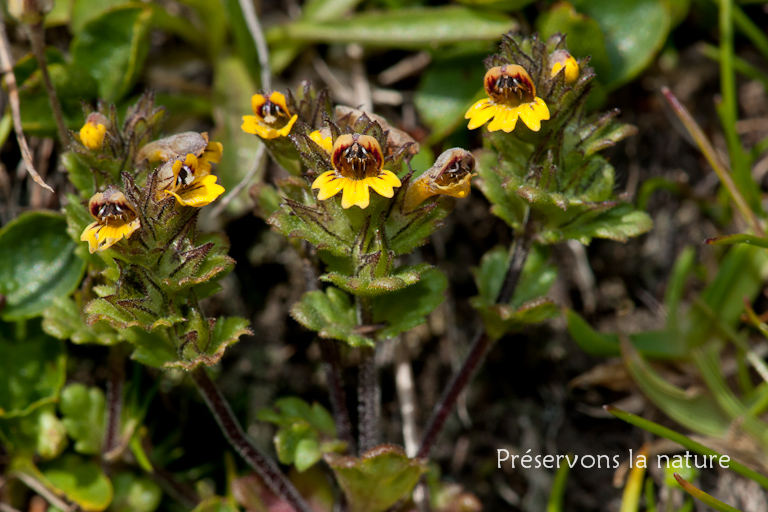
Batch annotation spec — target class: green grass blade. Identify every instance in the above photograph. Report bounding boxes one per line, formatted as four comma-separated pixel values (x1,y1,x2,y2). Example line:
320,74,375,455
546,456,571,512
673,473,742,512
604,406,768,489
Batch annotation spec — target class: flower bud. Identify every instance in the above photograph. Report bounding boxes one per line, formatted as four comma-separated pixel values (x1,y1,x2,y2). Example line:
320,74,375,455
550,50,579,84
403,148,475,212
79,113,109,151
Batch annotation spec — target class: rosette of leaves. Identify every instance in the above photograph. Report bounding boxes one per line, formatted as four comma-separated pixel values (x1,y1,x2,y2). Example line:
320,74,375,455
49,169,249,370
270,116,455,347
476,33,652,244
63,93,165,198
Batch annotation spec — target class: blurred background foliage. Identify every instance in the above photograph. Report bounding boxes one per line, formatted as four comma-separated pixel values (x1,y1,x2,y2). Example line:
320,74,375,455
3,0,768,511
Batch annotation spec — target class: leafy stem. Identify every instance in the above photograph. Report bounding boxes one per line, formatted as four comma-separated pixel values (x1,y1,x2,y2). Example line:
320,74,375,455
356,295,379,454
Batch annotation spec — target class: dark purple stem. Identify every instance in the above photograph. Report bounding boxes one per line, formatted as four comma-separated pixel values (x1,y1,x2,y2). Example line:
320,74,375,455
416,231,532,459
318,337,355,453
191,367,313,512
103,347,125,457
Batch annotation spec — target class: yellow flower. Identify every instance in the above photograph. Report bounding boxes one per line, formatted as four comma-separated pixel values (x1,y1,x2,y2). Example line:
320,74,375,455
403,148,476,212
80,188,140,253
465,65,550,133
158,153,225,207
309,129,333,153
242,92,298,139
79,113,108,150
138,131,221,166
198,139,223,175
311,134,401,209
550,50,579,84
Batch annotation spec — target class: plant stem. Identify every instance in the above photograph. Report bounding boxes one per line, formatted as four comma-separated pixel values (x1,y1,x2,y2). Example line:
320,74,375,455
191,367,314,512
318,337,355,453
416,230,533,459
25,23,69,147
356,296,379,454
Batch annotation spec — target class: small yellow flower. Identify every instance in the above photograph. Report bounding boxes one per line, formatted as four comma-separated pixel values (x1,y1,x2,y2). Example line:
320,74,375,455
403,148,476,212
465,65,550,133
550,50,579,84
311,134,401,209
79,113,108,150
198,139,223,175
80,188,140,253
309,129,333,154
242,92,298,139
158,153,225,207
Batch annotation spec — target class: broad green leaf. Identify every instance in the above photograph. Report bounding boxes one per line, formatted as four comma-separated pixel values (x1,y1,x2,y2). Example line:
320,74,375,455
70,0,126,33
257,397,336,437
537,2,612,80
621,338,731,438
554,205,653,245
327,445,428,512
415,52,487,143
111,472,162,512
267,6,516,49
16,56,96,135
0,404,67,459
43,296,120,346
41,454,113,512
472,245,556,308
475,299,559,341
373,267,447,340
571,0,672,88
291,287,372,347
322,264,430,297
0,322,66,418
71,5,152,101
59,383,105,455
275,424,322,471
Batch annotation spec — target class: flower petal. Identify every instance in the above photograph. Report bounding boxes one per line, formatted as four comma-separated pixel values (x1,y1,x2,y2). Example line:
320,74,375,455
242,116,279,139
500,107,520,132
464,98,492,119
172,175,225,207
80,222,101,254
487,107,510,132
312,171,346,200
467,104,498,130
518,97,550,132
276,115,298,137
341,180,370,209
251,94,267,115
367,176,394,198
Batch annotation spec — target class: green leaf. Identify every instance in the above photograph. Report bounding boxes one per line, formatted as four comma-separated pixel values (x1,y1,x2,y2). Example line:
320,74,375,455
415,53,486,143
327,445,427,512
43,296,120,346
0,323,66,418
0,211,86,321
59,383,105,455
474,299,559,341
71,5,152,101
274,423,322,471
456,0,534,9
0,404,67,459
257,397,336,437
165,316,251,371
110,472,162,512
621,338,731,438
41,454,114,512
373,267,447,340
322,264,429,297
571,0,672,88
267,6,516,49
70,0,126,33
554,204,653,245
565,309,686,359
291,287,372,348
472,245,556,308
